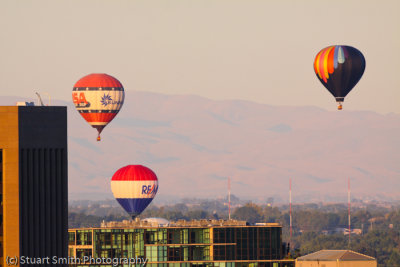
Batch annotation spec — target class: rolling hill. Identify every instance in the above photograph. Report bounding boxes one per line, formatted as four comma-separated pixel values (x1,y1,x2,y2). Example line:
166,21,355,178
1,93,399,203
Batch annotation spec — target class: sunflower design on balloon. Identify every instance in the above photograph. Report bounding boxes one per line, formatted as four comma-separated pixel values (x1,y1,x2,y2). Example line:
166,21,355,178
101,93,113,107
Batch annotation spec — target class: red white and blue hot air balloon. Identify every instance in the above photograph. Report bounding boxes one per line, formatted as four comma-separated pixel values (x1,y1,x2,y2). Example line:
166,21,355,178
111,165,158,219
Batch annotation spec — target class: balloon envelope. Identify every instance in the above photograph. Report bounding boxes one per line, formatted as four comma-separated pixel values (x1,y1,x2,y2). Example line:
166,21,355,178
314,45,365,107
72,73,125,140
111,165,158,219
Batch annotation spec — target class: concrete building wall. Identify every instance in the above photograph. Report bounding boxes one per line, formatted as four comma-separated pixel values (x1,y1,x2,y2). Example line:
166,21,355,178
0,106,20,267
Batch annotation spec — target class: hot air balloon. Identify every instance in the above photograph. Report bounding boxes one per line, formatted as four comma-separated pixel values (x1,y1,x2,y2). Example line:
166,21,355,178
111,165,158,219
314,45,365,110
72,73,125,141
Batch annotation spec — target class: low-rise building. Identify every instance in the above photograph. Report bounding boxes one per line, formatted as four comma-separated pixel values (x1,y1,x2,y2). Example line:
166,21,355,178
295,250,376,267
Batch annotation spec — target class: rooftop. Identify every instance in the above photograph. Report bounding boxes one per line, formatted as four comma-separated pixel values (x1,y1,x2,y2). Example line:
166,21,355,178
71,219,282,229
296,250,376,261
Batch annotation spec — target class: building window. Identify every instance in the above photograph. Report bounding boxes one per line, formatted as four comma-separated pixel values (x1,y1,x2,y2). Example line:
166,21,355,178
167,247,184,261
68,248,74,257
76,231,92,245
167,229,182,244
68,232,75,245
76,249,92,259
145,230,156,244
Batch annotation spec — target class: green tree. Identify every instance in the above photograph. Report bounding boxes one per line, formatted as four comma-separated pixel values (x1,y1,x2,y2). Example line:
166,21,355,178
233,203,263,224
387,249,400,266
163,210,187,221
186,210,209,220
263,206,282,223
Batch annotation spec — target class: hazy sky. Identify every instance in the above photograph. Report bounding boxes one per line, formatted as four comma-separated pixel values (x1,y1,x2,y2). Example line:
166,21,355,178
1,0,399,113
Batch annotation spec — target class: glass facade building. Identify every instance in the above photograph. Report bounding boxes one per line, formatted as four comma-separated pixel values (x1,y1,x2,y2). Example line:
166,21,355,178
68,220,294,267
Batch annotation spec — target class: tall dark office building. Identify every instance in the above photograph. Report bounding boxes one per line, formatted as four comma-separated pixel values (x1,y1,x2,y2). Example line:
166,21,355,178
0,106,68,266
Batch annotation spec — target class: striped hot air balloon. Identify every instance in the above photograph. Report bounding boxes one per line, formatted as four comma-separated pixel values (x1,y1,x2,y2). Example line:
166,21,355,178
72,73,125,141
111,165,158,219
314,45,365,110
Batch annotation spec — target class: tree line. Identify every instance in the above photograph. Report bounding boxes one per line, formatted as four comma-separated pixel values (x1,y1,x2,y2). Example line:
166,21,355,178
69,199,400,266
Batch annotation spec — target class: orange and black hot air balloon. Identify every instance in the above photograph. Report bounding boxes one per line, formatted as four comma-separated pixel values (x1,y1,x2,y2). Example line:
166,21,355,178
72,73,125,141
314,45,366,110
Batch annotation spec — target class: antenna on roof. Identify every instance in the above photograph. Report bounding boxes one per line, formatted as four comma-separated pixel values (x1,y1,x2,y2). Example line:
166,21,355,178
36,92,44,106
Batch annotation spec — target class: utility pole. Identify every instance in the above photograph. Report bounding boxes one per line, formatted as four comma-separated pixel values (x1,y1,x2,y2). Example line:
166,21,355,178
290,178,292,250
348,178,351,247
228,177,231,220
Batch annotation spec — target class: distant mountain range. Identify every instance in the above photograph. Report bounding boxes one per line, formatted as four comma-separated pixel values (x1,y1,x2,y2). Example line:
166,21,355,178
2,93,399,203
